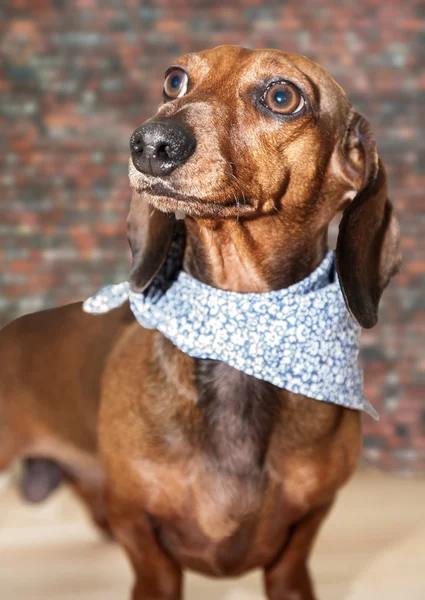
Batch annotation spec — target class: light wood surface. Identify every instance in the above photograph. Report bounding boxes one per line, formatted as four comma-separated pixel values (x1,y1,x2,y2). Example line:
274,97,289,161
0,469,424,599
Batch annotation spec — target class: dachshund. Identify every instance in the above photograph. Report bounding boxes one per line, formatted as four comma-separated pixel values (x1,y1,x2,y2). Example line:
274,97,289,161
0,45,400,599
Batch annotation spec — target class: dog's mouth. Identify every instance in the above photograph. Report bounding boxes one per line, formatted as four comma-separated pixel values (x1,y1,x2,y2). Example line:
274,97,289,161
134,180,255,219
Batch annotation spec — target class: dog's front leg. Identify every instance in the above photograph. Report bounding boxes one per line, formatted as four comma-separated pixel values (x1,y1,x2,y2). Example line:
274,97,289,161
263,503,333,600
106,496,182,600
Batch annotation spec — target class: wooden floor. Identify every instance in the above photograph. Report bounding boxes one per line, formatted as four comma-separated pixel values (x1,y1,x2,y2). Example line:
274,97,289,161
0,469,424,600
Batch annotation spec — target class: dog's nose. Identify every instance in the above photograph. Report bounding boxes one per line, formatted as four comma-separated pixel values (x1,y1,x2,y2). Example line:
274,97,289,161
130,121,196,177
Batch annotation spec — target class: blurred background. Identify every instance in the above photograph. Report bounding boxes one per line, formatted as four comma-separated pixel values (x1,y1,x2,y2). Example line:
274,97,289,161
1,1,425,599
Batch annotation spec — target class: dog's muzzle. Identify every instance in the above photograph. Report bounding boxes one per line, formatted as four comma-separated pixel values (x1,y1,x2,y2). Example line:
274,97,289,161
130,121,196,177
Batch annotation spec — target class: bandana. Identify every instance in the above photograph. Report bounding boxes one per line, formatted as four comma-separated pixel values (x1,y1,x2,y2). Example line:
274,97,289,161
83,242,378,420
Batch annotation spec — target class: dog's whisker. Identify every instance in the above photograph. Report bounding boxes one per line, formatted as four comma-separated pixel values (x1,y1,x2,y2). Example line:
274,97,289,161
224,170,249,206
268,211,280,235
233,192,241,222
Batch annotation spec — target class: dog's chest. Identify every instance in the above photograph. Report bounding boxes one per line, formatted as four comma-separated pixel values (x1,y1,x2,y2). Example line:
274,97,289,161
102,328,360,575
134,359,328,574
132,361,284,573
195,360,281,476
136,356,326,520
111,342,354,575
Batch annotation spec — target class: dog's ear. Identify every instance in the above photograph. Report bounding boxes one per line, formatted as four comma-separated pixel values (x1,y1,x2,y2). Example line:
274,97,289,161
127,191,176,292
335,113,401,329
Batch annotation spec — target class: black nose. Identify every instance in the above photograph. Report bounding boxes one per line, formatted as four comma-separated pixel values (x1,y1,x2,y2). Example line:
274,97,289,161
130,121,196,177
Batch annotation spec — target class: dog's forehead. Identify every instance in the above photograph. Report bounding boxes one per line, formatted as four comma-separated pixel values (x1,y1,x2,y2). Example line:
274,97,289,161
175,47,334,85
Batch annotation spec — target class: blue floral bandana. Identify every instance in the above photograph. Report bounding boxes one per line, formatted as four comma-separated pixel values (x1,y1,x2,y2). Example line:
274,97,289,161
83,244,378,420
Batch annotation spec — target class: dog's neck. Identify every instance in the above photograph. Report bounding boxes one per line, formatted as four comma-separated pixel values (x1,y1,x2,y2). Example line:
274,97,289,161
181,214,328,477
183,214,328,293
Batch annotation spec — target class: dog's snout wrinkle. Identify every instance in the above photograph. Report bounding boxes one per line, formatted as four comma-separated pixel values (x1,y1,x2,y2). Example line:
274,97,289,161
130,121,196,177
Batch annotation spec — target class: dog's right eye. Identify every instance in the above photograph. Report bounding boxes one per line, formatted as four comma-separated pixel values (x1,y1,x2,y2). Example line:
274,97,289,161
262,82,305,116
163,68,188,100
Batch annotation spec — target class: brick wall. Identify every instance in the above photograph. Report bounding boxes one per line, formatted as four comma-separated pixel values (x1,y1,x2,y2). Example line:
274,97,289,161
1,1,424,472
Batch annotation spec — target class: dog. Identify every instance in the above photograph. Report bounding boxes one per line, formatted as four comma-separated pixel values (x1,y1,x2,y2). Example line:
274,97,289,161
0,45,400,599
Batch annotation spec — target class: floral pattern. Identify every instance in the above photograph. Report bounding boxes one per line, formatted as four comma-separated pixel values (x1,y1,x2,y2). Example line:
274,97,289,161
83,244,378,420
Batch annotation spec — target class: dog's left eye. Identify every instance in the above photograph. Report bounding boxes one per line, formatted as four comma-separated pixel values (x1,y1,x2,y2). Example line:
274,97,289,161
263,82,304,115
163,68,188,100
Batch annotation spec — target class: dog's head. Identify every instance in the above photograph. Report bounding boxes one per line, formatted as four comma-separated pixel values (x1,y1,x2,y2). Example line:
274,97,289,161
128,45,400,328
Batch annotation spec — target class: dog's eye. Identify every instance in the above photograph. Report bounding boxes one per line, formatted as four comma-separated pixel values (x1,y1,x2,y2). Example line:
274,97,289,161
163,68,188,100
263,82,304,115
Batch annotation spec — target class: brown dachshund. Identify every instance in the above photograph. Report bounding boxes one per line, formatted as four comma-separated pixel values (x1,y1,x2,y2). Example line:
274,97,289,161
0,45,400,599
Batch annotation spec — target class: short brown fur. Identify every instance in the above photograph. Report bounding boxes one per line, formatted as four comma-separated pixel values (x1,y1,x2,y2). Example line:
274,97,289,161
0,46,400,599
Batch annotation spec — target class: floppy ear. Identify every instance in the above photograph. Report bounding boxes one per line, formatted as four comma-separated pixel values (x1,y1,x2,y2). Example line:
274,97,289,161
336,113,401,329
127,191,176,292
